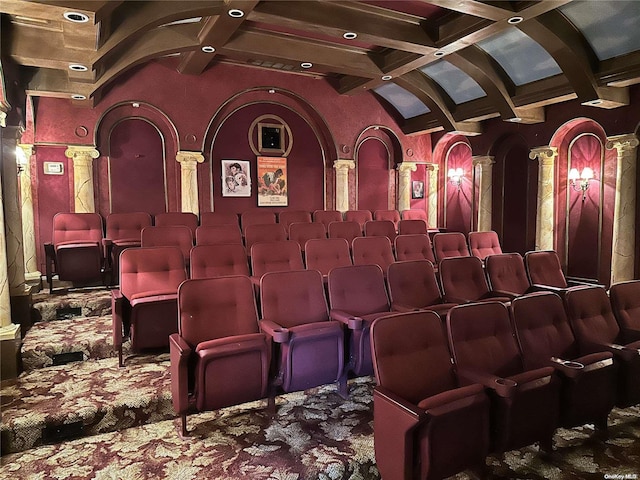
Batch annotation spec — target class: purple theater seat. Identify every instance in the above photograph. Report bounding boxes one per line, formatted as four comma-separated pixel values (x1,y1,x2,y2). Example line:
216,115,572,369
171,276,271,435
432,232,469,262
565,286,640,408
45,212,105,292
394,234,435,263
439,256,512,305
387,260,458,317
397,219,428,235
610,280,640,342
328,264,391,381
112,246,187,366
447,301,560,453
344,209,372,233
154,212,198,239
351,236,395,274
511,292,616,431
312,210,343,229
141,225,193,268
260,269,344,393
485,253,537,300
200,211,239,227
190,244,249,279
195,225,243,245
371,310,490,480
250,240,304,279
104,212,152,283
468,231,502,261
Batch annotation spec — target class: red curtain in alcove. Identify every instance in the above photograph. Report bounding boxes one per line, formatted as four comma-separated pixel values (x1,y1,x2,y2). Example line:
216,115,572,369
357,138,391,211
567,134,602,279
444,143,472,234
107,119,167,216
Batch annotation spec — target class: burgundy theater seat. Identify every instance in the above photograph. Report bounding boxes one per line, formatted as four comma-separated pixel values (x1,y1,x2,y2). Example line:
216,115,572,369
447,301,560,453
352,236,395,275
195,225,243,245
439,256,512,305
141,225,193,268
304,238,352,278
485,253,537,300
241,210,276,235
288,222,326,254
260,269,344,394
373,209,400,230
190,244,249,279
610,280,640,342
511,292,616,432
154,212,198,239
401,209,428,221
371,310,490,480
278,210,311,230
524,250,595,297
344,209,372,233
364,220,397,242
387,260,458,317
45,212,105,292
328,264,391,381
171,276,271,435
397,219,428,235
250,240,304,283
432,232,470,262
327,220,362,247
565,286,640,408
244,223,287,254
394,234,435,263
199,211,239,227
112,246,187,367
104,212,152,282
312,209,343,229
468,230,502,261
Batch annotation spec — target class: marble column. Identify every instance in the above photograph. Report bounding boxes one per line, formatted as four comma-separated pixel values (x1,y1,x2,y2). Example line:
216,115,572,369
176,151,205,216
529,146,558,251
396,162,417,212
18,144,40,285
65,146,100,213
334,159,355,213
607,134,639,284
472,156,495,232
426,164,439,228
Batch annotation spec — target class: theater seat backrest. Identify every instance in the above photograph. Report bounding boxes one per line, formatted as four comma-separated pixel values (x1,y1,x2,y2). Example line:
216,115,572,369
120,246,187,299
250,240,304,277
53,213,103,246
106,212,151,241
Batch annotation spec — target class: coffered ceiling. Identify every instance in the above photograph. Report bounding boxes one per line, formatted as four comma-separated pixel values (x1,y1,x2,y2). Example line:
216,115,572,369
1,0,639,135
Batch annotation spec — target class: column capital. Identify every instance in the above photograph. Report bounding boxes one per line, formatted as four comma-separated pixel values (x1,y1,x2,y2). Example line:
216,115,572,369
65,145,100,160
606,134,639,152
426,163,439,172
176,151,205,165
396,162,417,173
529,146,558,162
472,155,495,167
17,143,34,157
333,159,355,171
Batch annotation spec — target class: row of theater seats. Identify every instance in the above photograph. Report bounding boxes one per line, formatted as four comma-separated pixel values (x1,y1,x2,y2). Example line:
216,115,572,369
44,209,439,292
371,281,640,479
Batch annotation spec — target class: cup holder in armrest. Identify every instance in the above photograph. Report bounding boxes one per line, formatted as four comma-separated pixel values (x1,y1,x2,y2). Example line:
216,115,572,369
495,378,517,387
551,357,584,369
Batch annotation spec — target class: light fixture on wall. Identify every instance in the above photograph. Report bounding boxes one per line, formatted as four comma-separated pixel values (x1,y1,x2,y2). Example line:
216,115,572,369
568,167,594,201
447,167,464,189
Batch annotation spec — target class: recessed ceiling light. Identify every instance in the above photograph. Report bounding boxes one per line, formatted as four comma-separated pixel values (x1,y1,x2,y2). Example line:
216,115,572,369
63,12,89,23
507,117,522,123
343,32,358,40
228,9,245,18
132,102,140,108
68,64,88,72
268,89,276,94
434,51,445,57
585,99,603,105
508,16,524,24
300,62,313,69
381,75,392,81
71,94,86,100
201,45,215,53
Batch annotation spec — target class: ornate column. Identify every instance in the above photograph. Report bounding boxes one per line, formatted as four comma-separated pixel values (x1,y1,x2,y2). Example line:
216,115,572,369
333,159,355,213
176,151,204,216
529,146,558,251
426,164,439,228
17,144,40,285
607,134,639,284
65,146,100,213
396,162,417,212
472,156,495,232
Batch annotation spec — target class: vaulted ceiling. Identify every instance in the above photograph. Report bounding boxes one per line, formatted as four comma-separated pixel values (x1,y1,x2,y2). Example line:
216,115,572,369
1,0,639,135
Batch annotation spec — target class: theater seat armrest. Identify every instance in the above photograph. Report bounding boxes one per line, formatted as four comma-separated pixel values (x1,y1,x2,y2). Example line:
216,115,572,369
491,290,519,300
375,386,426,420
418,383,485,415
170,334,192,415
111,289,125,347
260,319,290,343
130,292,178,305
604,342,640,360
330,310,363,329
549,357,584,379
457,368,516,397
531,284,566,293
391,303,421,313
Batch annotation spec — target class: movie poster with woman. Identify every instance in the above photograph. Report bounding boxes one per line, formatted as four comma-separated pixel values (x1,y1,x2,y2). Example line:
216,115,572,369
221,160,251,197
257,156,287,206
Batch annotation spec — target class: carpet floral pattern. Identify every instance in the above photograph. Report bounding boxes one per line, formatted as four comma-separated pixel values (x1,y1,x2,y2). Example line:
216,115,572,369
31,288,112,322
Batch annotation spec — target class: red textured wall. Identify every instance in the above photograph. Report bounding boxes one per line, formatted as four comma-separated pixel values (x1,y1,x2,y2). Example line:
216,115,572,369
357,138,391,211
443,142,472,234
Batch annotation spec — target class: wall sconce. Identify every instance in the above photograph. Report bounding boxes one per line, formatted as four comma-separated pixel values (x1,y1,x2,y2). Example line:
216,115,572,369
568,167,594,201
447,167,464,189
16,146,28,175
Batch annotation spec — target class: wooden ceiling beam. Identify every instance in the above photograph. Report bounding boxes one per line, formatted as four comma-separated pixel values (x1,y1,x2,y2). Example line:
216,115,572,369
417,0,515,21
177,0,260,75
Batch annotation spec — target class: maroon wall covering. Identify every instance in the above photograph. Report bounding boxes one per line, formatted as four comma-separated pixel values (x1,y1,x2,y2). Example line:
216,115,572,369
444,142,472,234
357,138,391,211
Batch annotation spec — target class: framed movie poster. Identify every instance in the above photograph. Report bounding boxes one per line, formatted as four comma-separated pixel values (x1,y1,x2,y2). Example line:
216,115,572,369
257,156,287,206
222,160,251,197
412,180,424,199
